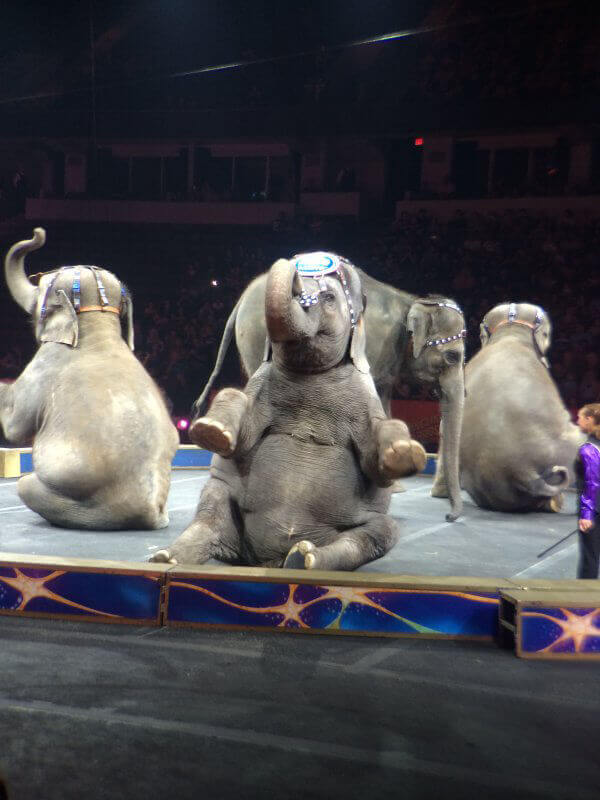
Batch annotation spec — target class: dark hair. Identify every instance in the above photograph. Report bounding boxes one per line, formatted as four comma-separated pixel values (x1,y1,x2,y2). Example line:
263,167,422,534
579,403,600,438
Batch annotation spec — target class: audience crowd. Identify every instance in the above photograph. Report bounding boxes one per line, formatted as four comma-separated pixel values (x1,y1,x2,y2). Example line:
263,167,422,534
2,206,597,420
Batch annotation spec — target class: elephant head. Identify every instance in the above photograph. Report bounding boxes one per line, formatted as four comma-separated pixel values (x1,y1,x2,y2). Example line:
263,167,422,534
4,227,134,350
406,296,467,521
480,302,551,365
264,252,368,374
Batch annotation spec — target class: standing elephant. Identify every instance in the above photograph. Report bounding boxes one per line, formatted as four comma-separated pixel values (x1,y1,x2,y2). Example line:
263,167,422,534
459,302,583,512
152,254,426,570
194,257,466,521
0,228,179,530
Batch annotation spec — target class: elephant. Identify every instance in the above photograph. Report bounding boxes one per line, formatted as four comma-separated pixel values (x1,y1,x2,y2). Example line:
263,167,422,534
151,253,426,570
0,228,179,530
457,302,584,512
194,257,466,521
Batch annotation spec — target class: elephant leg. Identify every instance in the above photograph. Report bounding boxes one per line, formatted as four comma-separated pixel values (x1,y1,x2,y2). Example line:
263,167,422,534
537,493,564,513
151,478,243,566
431,457,449,497
375,418,426,482
431,421,449,498
284,515,399,571
189,388,248,456
17,472,165,530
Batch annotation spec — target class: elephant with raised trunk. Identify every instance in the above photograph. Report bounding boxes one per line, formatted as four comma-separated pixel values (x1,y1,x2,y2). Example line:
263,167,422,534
152,254,426,570
0,228,179,530
195,260,466,521
457,302,583,512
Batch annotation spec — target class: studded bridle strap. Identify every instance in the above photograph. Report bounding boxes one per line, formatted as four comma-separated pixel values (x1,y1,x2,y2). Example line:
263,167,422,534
90,267,110,307
414,298,466,349
72,267,81,312
39,270,62,321
417,299,464,316
426,329,467,348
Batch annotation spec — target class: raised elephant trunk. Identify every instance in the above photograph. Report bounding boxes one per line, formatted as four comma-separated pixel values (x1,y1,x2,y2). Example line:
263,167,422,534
4,227,44,314
438,366,465,521
265,258,317,342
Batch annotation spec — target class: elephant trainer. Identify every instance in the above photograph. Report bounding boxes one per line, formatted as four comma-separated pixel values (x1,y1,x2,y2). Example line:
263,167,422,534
0,228,179,530
152,253,426,570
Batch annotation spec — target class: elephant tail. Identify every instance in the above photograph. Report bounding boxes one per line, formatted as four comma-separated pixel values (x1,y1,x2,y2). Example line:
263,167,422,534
528,465,570,497
192,299,240,417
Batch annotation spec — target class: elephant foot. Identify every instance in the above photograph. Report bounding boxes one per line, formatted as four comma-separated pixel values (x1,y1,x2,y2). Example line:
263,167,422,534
540,493,564,513
391,480,406,493
431,482,449,498
189,417,234,456
284,540,316,570
381,439,426,480
149,549,178,565
445,511,461,523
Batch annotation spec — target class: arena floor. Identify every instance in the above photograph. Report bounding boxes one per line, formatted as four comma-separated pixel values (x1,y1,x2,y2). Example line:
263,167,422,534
0,470,581,581
1,472,597,800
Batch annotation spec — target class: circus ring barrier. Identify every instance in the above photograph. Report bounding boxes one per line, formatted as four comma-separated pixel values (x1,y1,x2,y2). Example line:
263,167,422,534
1,445,599,661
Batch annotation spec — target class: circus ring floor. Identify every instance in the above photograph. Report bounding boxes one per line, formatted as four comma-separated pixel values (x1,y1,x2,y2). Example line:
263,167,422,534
1,448,599,800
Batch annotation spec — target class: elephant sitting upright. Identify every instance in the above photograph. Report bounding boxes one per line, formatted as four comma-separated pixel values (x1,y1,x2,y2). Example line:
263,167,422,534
194,262,467,521
0,228,179,530
457,302,583,512
152,254,426,570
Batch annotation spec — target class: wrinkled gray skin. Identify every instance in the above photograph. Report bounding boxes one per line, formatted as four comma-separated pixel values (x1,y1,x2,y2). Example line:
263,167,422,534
0,228,179,530
152,259,426,570
459,303,584,512
195,267,466,521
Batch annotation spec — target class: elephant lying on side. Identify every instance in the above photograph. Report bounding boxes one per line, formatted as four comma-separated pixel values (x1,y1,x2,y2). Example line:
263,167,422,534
457,302,583,512
0,228,179,530
194,258,466,520
152,255,426,570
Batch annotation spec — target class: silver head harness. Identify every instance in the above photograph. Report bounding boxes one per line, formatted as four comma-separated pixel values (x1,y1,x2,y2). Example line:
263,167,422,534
485,303,545,336
38,265,127,321
293,252,358,328
484,303,548,367
415,299,467,348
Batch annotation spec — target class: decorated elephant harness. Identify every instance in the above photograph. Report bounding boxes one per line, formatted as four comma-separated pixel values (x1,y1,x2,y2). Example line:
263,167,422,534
484,303,549,367
293,252,358,328
32,266,129,321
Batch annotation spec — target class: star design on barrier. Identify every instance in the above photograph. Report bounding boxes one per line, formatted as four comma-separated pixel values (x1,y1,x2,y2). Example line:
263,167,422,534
171,579,495,632
524,608,600,653
0,568,118,617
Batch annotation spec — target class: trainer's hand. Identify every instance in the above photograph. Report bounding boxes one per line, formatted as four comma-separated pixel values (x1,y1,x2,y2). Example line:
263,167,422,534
579,518,594,532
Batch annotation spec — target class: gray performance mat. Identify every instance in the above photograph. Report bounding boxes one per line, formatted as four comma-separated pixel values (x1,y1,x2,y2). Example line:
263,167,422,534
0,471,580,581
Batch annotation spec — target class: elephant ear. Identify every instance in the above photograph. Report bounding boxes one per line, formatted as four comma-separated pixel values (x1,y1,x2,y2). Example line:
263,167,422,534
39,289,78,347
121,291,135,351
407,302,431,358
350,316,369,374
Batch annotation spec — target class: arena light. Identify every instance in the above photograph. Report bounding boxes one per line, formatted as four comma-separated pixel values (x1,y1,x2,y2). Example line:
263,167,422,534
211,280,219,287
176,418,189,431
414,138,424,146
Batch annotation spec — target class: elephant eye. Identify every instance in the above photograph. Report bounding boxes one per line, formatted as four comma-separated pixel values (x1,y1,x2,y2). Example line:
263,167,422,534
443,349,461,365
321,291,336,303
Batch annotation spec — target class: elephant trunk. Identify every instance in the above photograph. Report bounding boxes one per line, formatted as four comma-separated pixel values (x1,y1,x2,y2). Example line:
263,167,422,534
439,366,465,522
265,259,317,342
4,227,44,314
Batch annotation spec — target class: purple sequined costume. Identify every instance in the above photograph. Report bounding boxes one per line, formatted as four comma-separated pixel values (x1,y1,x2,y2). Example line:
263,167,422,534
575,436,600,579
578,440,600,521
